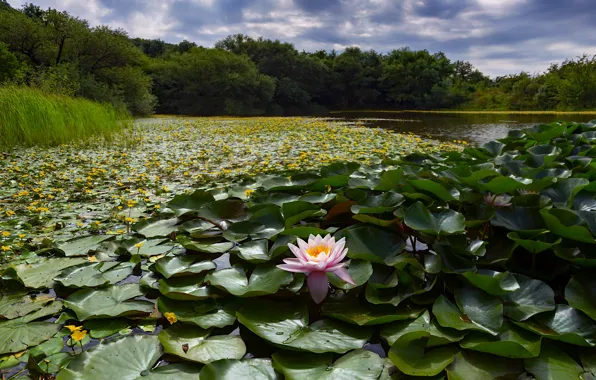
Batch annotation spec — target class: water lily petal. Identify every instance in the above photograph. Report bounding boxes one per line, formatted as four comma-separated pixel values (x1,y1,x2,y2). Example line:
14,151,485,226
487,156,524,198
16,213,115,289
277,263,309,273
332,267,356,285
297,238,309,252
307,271,329,304
288,243,309,263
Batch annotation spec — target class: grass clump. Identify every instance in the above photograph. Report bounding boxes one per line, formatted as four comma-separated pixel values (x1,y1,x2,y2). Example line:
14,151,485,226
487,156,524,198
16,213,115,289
0,86,126,148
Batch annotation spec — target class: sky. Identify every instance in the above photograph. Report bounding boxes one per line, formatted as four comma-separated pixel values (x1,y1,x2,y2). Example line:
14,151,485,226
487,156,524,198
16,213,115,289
7,0,596,77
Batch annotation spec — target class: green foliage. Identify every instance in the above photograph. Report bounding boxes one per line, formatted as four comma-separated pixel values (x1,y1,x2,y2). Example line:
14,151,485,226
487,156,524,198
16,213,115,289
0,6,154,115
149,47,275,115
0,43,19,83
0,86,124,147
1,121,596,378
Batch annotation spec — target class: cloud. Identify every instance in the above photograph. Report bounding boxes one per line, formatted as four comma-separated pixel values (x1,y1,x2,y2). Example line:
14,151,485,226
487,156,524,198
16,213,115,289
6,0,596,76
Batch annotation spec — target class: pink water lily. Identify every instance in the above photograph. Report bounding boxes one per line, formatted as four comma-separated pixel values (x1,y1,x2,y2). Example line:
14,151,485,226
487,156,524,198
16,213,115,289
277,234,355,304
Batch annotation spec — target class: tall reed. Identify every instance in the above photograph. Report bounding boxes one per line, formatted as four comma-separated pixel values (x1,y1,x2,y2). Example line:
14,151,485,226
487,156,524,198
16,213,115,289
0,86,127,148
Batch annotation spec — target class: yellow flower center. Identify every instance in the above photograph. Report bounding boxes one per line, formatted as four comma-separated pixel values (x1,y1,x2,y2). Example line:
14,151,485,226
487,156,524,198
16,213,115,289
305,244,331,258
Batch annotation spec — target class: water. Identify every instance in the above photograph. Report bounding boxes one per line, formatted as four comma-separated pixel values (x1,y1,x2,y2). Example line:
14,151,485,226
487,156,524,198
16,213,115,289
332,111,596,145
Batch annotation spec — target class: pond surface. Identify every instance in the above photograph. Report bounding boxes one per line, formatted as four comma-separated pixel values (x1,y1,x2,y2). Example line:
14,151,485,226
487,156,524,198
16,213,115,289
332,111,596,145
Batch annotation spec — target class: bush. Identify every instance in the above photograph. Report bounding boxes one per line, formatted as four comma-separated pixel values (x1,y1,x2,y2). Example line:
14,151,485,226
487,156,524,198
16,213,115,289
0,86,124,147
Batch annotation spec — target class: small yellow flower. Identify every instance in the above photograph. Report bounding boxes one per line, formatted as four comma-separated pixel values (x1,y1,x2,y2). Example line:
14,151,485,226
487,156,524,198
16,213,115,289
164,312,177,324
244,189,254,197
1,246,10,252
88,255,98,262
135,242,145,249
18,234,26,239
154,205,160,209
71,330,87,342
1,231,10,237
65,325,83,333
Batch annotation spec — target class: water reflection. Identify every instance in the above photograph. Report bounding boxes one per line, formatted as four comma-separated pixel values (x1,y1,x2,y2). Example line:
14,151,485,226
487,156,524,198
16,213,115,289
332,111,595,145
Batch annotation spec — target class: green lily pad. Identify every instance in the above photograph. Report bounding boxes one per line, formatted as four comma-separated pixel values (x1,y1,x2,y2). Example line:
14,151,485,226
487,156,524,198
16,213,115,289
502,274,555,321
159,275,219,301
5,257,88,289
230,239,272,262
55,261,136,288
446,351,524,380
335,224,406,266
565,273,596,321
351,191,405,214
199,359,278,380
327,259,372,290
56,335,163,380
157,296,239,329
177,235,234,253
55,235,112,257
540,208,595,244
381,310,466,347
524,341,583,380
168,190,215,216
158,324,245,364
462,270,520,295
388,330,459,376
133,217,180,238
0,292,56,320
154,255,215,278
237,300,372,353
272,349,386,380
405,202,465,235
460,321,541,358
84,319,130,339
322,294,423,326
409,179,459,201
433,291,503,336
206,264,293,297
515,305,596,347
282,201,324,228
65,284,154,321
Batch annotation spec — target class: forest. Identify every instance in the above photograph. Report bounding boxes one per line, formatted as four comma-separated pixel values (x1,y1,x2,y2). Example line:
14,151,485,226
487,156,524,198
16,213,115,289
1,1,596,116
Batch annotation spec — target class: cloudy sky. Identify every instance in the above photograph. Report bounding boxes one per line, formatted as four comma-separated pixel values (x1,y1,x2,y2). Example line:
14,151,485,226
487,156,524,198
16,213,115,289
7,0,596,77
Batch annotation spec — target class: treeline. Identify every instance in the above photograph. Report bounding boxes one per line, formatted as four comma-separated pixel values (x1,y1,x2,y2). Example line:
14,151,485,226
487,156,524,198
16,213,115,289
1,2,595,116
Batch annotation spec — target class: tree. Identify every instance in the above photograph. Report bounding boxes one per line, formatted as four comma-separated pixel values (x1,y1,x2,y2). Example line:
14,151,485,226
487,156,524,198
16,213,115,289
0,42,20,82
148,47,275,115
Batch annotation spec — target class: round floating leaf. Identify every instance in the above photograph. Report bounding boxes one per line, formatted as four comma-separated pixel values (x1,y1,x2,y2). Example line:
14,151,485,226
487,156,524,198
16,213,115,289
515,305,596,347
433,292,502,336
157,296,239,329
507,232,562,254
206,264,293,297
199,359,278,380
133,217,180,238
322,294,423,326
565,273,596,321
0,317,61,355
237,300,372,353
462,270,520,296
230,240,272,263
198,199,248,222
84,319,129,339
282,201,324,228
540,208,595,244
524,341,583,380
335,224,406,266
56,335,163,380
388,330,459,376
280,227,331,239
455,288,503,336
54,235,112,257
159,275,219,301
327,259,372,290
541,178,589,208
177,236,234,253
168,190,215,216
272,349,386,380
446,351,524,380
502,274,555,321
405,202,465,235
154,255,215,279
158,324,245,364
381,310,466,347
65,284,154,321
140,363,202,380
409,179,459,201
55,261,135,288
460,321,541,358
351,191,405,214
6,257,87,289
0,292,56,320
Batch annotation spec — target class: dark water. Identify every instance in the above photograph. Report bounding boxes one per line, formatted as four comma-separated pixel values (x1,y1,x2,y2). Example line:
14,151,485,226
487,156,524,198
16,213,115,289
332,111,596,145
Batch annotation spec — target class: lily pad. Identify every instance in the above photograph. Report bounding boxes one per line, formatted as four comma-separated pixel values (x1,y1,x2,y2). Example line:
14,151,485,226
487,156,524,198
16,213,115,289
65,284,154,321
206,264,293,297
237,300,372,353
405,202,465,235
55,261,136,288
335,224,406,266
158,324,246,364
